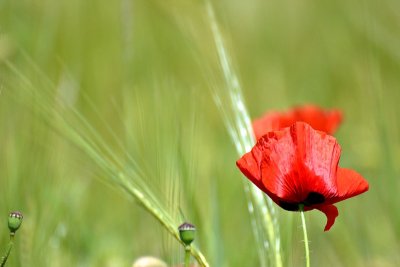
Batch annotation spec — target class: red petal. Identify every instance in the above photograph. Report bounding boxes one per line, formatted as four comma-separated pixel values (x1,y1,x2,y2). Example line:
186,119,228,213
253,111,293,140
252,105,343,140
238,122,343,205
236,143,266,192
331,168,369,203
261,122,341,202
293,105,342,135
259,130,298,202
316,204,339,231
236,131,285,194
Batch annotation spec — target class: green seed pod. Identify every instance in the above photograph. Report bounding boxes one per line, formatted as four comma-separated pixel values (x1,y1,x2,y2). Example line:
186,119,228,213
178,222,195,246
8,211,23,234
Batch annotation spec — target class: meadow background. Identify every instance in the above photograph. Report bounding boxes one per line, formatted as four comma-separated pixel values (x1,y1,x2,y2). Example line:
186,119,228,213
0,0,399,266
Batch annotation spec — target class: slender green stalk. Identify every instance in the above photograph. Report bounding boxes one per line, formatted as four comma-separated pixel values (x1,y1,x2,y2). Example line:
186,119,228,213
299,205,310,267
0,235,14,267
206,2,282,266
121,179,208,266
184,246,191,267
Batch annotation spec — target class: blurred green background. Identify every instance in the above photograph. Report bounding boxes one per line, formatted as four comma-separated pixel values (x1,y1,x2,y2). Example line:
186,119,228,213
0,0,399,266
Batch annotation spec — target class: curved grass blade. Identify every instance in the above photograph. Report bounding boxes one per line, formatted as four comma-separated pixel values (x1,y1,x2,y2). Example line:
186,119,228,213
205,2,282,267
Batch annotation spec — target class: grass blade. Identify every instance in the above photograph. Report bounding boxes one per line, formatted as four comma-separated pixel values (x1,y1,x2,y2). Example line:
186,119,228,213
206,2,282,267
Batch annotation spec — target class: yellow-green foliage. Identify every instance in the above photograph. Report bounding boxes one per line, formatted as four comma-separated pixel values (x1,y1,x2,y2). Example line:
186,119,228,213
0,0,399,266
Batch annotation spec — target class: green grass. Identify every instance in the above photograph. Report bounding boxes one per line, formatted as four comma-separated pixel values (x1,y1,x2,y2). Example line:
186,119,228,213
1,0,400,266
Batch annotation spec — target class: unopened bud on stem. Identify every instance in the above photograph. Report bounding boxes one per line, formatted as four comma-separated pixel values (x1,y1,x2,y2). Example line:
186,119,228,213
8,211,23,234
178,222,195,246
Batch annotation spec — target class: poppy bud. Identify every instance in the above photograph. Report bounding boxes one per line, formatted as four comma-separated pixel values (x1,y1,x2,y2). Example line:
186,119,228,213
178,222,195,246
8,211,23,234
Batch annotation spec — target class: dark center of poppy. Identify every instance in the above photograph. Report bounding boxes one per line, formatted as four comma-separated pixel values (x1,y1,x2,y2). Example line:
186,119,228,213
303,192,325,206
279,192,325,211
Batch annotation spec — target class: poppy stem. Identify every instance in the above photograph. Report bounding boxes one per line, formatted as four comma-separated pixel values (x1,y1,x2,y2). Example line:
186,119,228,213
299,204,310,267
184,246,191,267
0,234,14,267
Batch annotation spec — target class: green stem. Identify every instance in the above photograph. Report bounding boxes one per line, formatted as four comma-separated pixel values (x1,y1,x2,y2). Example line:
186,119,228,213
184,246,191,267
299,205,310,267
121,176,209,267
0,234,15,267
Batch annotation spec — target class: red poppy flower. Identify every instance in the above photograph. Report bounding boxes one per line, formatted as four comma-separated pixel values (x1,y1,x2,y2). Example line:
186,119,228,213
237,122,369,231
253,105,342,140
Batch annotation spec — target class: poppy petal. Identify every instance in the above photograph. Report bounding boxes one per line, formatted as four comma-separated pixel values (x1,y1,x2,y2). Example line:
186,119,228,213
253,111,293,140
316,204,339,231
252,105,343,140
293,105,342,135
238,122,343,206
259,130,298,202
236,135,272,193
332,168,369,203
261,122,340,202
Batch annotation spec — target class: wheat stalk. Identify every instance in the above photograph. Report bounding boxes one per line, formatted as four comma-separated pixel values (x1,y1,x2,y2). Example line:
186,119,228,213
206,2,282,267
